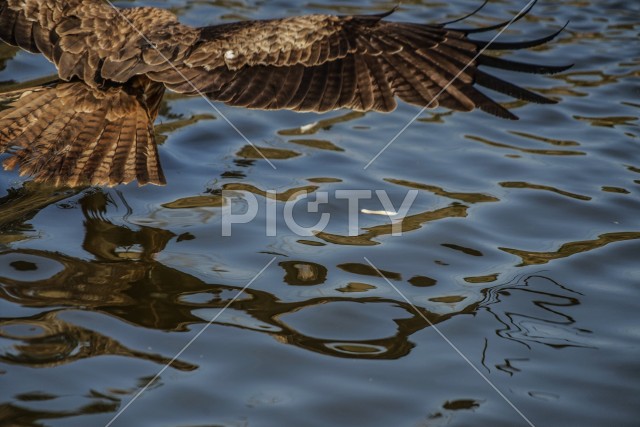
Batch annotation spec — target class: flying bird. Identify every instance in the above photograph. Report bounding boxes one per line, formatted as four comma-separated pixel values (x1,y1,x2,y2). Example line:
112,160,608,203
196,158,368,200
0,0,570,187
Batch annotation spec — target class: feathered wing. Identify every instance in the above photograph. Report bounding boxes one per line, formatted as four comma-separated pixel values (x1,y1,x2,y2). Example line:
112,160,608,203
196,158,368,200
149,11,571,118
0,80,165,186
0,0,199,86
0,0,570,187
0,1,569,118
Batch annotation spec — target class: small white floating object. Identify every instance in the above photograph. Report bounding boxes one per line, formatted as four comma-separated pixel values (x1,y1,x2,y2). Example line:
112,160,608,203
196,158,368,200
300,122,317,133
361,209,398,216
224,49,237,60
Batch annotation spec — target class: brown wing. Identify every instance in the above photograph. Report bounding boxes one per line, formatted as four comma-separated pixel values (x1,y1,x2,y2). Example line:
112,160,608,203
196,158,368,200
150,11,571,119
0,2,568,119
0,0,199,85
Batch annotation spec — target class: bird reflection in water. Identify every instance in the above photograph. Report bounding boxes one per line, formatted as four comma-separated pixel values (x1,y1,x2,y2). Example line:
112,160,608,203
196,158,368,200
1,189,465,364
1,190,592,366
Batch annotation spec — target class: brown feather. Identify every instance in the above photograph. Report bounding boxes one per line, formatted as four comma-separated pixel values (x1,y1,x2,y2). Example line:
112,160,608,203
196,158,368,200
109,113,137,184
337,55,358,108
318,59,344,112
269,66,304,110
59,109,109,186
246,67,281,110
353,54,375,111
362,54,396,112
288,66,317,110
231,66,276,108
299,60,330,111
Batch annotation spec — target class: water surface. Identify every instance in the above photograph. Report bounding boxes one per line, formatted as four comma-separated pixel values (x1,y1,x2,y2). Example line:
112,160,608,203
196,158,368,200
1,1,639,426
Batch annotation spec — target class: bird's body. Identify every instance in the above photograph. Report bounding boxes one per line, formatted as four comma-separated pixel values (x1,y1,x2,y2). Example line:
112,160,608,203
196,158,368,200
0,0,570,186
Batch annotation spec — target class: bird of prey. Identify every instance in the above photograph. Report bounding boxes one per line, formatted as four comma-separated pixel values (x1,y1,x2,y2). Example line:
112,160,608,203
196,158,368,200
0,0,570,187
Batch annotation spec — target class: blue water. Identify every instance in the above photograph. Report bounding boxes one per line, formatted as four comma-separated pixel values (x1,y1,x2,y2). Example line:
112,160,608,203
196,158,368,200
0,1,639,426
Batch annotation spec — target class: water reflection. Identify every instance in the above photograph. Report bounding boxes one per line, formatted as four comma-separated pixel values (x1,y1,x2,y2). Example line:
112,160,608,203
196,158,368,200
499,181,592,201
81,192,176,262
385,178,499,204
154,113,216,145
481,275,590,357
0,190,482,362
0,401,118,427
500,231,640,266
0,188,621,427
235,145,301,160
509,131,581,147
288,138,344,152
221,182,318,201
316,204,468,246
0,44,18,75
466,135,586,156
279,260,327,286
0,187,616,363
0,182,84,244
0,202,599,369
556,69,639,89
573,115,638,128
278,111,365,136
0,244,477,360
0,311,197,370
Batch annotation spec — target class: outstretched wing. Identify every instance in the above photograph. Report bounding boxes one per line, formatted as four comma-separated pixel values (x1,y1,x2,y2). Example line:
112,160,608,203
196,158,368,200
151,9,570,119
0,0,570,119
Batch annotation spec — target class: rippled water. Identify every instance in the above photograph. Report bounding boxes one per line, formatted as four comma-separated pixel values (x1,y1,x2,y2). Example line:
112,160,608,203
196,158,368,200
1,1,639,426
